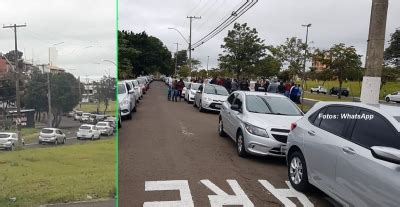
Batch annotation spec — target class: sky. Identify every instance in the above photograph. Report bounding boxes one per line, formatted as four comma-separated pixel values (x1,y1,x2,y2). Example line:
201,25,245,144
120,0,400,70
0,0,116,80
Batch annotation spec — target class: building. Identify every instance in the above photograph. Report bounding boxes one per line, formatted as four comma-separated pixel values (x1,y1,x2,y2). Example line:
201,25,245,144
81,81,97,103
312,57,327,73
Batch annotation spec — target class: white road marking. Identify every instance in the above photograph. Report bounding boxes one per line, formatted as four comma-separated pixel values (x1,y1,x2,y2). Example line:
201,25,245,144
201,179,254,207
143,180,194,207
258,180,314,207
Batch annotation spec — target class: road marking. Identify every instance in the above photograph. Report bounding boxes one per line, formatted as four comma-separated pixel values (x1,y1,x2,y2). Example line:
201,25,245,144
180,122,194,137
258,180,314,207
143,180,194,207
201,179,254,207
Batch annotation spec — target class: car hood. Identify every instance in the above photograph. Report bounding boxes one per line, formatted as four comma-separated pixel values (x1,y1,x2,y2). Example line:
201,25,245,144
203,94,228,102
118,93,128,103
242,113,303,130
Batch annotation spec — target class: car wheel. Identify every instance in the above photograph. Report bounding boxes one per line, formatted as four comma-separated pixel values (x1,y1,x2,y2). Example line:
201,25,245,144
218,118,227,137
288,151,310,192
62,138,66,144
127,112,132,120
199,101,204,112
236,130,247,157
386,97,390,102
317,91,320,94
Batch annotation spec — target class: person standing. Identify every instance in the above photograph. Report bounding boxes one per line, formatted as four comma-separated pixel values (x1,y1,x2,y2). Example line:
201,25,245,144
289,83,299,103
224,78,232,93
284,81,291,97
296,84,302,104
240,78,250,91
231,79,239,92
177,78,184,101
267,79,279,93
172,80,178,102
263,79,270,92
278,81,286,95
167,77,173,101
255,80,261,92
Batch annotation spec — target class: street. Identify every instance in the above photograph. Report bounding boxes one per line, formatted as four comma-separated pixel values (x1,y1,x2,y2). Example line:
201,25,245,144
119,81,334,207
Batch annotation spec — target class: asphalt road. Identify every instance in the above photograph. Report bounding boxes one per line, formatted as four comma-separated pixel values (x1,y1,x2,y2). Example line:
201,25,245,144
119,81,334,207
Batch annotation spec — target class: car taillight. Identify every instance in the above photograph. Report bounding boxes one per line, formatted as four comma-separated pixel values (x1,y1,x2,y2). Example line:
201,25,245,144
290,123,297,131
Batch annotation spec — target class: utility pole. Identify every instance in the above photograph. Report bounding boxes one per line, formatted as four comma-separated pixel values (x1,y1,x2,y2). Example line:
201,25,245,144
301,24,312,111
206,56,209,77
360,0,389,104
48,48,53,127
187,16,201,73
174,43,179,76
3,23,26,146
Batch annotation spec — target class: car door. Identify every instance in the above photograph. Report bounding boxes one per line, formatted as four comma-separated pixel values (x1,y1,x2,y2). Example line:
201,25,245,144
228,93,244,138
335,109,400,206
221,93,237,137
125,83,135,109
393,92,400,101
304,105,355,195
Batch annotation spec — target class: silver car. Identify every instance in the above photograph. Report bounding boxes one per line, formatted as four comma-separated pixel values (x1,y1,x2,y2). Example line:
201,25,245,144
219,91,303,157
194,84,229,112
0,132,24,151
95,122,114,136
77,124,101,140
185,83,201,103
38,128,66,145
286,102,400,206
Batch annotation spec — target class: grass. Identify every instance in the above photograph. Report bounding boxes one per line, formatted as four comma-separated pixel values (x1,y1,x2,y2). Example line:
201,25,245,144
304,80,400,99
21,128,40,144
303,92,354,102
75,101,116,116
297,104,311,113
0,139,116,207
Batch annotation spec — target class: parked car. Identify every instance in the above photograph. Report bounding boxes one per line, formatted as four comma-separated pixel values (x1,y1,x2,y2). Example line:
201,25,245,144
127,79,141,103
286,102,400,206
132,79,143,100
329,87,349,97
219,91,303,157
104,117,117,132
182,82,190,98
77,124,101,140
310,86,327,94
96,121,114,136
185,83,201,103
118,81,136,120
80,113,91,123
67,111,75,118
38,128,66,145
385,91,400,103
0,132,24,151
74,111,83,121
194,84,229,112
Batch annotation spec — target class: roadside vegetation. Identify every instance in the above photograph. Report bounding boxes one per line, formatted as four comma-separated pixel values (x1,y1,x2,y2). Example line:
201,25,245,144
76,101,117,116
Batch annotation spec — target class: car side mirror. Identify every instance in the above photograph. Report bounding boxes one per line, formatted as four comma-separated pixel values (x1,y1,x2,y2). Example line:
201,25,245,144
231,104,242,113
371,146,400,165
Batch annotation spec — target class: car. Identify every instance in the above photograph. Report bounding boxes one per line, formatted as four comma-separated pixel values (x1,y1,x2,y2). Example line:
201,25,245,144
194,84,229,112
182,82,190,99
0,132,24,151
124,80,138,104
219,91,303,157
80,113,91,123
310,86,327,94
385,91,400,103
137,78,147,94
185,83,201,103
118,81,136,120
104,118,117,132
118,105,122,129
67,111,75,117
96,121,114,136
286,102,400,206
74,111,83,121
329,87,349,97
127,79,141,103
132,79,143,100
77,124,101,140
38,128,66,145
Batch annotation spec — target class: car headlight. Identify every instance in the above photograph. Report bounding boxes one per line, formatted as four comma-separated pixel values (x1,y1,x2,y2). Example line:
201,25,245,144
203,97,212,102
120,98,129,106
244,123,269,138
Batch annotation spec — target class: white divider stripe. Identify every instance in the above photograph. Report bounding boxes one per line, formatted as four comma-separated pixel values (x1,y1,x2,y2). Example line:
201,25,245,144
143,180,194,207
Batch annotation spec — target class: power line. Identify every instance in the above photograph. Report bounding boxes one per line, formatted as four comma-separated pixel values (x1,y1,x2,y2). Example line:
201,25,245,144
191,0,258,49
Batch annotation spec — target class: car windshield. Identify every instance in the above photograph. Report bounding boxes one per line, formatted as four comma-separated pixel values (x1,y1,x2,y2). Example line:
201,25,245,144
41,129,54,134
204,85,229,96
83,113,90,117
184,82,190,88
76,112,82,116
394,116,400,122
246,95,303,116
191,83,200,90
0,134,10,138
97,123,107,126
80,126,91,130
118,84,126,94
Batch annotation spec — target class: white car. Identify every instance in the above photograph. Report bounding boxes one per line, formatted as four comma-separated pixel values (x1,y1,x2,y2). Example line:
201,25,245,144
38,128,66,145
80,113,91,123
385,91,400,103
182,82,190,99
127,79,141,103
0,132,24,151
219,91,303,157
96,122,114,136
74,111,83,121
118,81,136,120
185,83,201,103
77,124,101,140
132,79,143,100
310,86,328,94
194,84,229,112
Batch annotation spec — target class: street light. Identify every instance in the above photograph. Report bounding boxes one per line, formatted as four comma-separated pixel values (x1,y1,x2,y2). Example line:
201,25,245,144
168,27,189,44
301,24,312,111
102,59,116,66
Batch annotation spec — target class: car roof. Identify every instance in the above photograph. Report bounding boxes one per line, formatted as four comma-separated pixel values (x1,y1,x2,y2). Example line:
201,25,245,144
80,124,94,127
96,121,108,124
42,128,59,130
237,91,288,98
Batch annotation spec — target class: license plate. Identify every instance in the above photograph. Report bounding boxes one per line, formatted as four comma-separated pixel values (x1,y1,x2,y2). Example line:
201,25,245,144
281,146,287,153
44,139,49,141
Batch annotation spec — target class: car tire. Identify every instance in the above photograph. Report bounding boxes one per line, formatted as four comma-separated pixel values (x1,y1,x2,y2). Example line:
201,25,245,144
218,118,227,137
62,138,66,144
39,141,42,145
386,97,390,102
236,130,247,157
127,112,132,120
288,151,310,192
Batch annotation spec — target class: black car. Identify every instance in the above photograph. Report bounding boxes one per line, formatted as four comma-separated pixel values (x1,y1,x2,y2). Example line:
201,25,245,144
329,87,349,97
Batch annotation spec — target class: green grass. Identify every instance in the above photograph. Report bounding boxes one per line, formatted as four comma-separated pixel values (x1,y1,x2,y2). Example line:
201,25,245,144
297,104,311,113
304,80,400,99
0,139,116,207
303,92,354,102
75,101,116,116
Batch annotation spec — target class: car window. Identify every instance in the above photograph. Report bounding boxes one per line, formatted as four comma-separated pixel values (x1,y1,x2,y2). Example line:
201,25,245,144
57,130,63,135
227,93,237,104
245,95,303,116
319,106,354,137
204,85,229,96
351,110,400,149
309,107,327,126
41,129,54,134
126,83,131,91
80,126,91,130
0,134,10,138
118,84,126,94
233,95,243,108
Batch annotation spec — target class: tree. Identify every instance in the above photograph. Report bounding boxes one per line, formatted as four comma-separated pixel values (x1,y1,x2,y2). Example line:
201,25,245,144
273,37,308,80
5,50,23,62
191,59,202,70
94,76,116,114
315,44,362,99
384,29,400,67
219,23,267,79
24,70,48,121
254,55,281,79
381,66,400,87
178,65,190,78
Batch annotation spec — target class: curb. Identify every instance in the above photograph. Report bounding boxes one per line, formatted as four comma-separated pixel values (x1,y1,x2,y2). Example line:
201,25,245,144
39,199,115,207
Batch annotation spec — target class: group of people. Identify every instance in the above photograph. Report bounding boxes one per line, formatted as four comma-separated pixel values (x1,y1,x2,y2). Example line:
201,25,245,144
167,78,185,102
167,76,303,104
